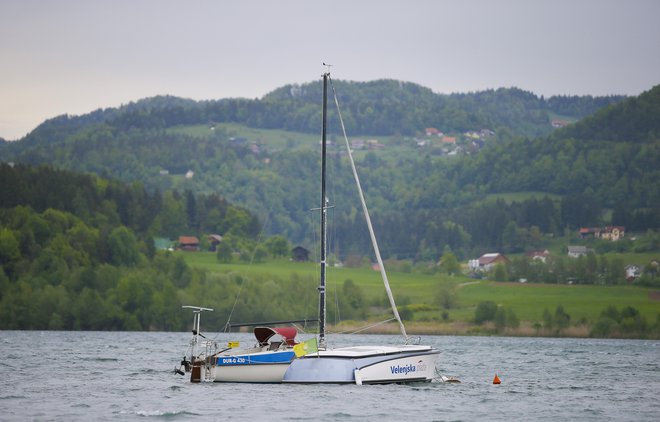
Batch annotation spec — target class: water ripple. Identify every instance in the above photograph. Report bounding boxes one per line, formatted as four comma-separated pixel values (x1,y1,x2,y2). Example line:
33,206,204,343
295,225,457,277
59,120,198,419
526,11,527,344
0,332,658,421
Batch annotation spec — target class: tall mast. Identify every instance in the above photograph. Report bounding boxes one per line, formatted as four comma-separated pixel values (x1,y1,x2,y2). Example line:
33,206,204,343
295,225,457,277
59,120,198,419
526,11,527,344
318,72,329,349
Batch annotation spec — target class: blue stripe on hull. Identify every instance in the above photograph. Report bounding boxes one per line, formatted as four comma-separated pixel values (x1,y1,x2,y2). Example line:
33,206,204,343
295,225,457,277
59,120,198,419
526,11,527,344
216,351,295,366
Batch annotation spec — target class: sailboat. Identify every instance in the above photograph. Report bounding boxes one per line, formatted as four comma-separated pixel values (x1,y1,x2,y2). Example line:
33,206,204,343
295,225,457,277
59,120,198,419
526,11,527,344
175,70,439,384
175,306,302,383
281,72,440,384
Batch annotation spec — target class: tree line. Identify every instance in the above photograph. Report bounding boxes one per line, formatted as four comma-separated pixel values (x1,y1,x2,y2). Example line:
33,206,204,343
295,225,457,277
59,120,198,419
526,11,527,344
0,163,375,330
473,301,656,339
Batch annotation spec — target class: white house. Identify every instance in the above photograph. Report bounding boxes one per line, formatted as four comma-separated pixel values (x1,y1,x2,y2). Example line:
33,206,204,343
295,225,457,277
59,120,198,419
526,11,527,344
568,245,588,258
469,253,509,272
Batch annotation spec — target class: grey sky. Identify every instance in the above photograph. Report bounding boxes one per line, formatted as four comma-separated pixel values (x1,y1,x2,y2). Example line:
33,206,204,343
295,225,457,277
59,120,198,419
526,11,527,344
1,0,659,140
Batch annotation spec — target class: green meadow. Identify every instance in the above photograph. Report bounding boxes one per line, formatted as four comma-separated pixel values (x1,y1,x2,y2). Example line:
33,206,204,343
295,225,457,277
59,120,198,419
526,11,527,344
181,252,660,331
167,123,320,152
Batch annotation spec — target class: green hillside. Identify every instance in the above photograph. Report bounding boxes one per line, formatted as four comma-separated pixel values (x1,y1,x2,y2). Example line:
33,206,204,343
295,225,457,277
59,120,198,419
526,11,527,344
1,79,658,336
0,164,264,331
2,85,659,265
1,82,655,262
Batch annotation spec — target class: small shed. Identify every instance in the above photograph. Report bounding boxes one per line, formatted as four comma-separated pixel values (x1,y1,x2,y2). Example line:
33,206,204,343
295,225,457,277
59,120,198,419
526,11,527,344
178,236,200,251
292,246,310,262
207,234,223,252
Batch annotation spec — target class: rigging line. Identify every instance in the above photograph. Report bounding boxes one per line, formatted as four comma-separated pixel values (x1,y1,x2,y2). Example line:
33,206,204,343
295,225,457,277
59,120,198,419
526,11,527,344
331,318,397,335
291,322,311,334
328,75,408,340
221,212,271,333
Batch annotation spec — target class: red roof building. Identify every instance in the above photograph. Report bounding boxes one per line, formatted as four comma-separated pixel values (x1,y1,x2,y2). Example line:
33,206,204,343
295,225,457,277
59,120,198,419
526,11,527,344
178,236,200,251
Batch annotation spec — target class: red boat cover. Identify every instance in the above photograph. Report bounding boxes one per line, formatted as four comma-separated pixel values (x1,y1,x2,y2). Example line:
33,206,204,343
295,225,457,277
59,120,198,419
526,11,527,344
254,327,298,346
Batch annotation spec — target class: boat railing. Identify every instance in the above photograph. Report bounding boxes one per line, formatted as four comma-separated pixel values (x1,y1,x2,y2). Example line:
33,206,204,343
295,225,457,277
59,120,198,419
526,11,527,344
204,340,218,360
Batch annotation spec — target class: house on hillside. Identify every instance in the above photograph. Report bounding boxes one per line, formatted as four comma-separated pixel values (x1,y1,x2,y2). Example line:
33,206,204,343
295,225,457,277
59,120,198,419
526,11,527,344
366,139,384,150
207,234,223,252
568,245,589,258
579,226,625,241
597,226,625,241
526,250,551,263
579,227,598,239
292,246,310,262
425,127,442,137
625,264,643,282
468,253,510,272
178,236,200,251
350,139,365,150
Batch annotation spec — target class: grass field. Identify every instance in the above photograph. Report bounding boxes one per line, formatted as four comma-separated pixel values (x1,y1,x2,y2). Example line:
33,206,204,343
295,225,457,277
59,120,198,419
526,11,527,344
167,123,320,152
166,122,425,162
455,281,657,322
181,252,660,330
481,191,562,204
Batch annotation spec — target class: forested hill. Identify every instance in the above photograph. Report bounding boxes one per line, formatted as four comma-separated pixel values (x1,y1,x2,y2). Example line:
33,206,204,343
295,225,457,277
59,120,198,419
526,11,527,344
447,84,660,203
263,79,624,136
0,163,260,242
0,81,657,261
0,163,269,330
3,79,623,149
553,84,660,142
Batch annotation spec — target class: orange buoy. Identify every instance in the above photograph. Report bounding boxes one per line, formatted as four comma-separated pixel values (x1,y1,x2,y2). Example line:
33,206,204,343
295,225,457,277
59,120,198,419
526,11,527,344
493,374,501,384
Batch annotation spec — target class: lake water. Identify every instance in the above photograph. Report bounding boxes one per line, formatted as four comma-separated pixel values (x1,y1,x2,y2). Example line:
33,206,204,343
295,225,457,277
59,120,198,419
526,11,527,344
1,331,658,421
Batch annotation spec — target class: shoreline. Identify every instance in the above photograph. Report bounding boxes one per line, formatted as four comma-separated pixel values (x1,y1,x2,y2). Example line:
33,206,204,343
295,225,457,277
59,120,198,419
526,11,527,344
327,321,660,340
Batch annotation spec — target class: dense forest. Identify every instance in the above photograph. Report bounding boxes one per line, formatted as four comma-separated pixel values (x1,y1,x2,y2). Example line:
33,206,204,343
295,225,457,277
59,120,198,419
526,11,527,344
0,164,303,330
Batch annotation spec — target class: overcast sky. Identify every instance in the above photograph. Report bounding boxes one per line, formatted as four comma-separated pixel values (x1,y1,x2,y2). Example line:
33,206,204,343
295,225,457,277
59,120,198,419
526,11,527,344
1,0,659,140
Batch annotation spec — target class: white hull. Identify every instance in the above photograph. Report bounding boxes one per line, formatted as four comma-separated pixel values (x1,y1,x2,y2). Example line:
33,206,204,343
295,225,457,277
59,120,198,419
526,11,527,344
209,362,291,383
283,344,439,384
207,349,296,383
356,348,439,384
194,344,439,384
